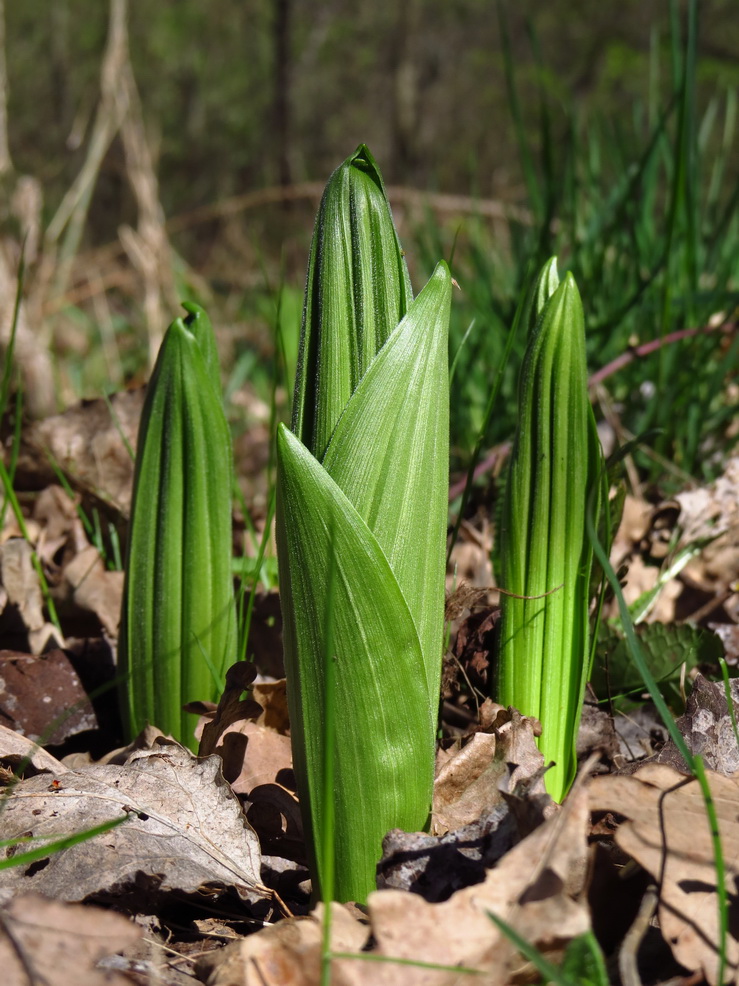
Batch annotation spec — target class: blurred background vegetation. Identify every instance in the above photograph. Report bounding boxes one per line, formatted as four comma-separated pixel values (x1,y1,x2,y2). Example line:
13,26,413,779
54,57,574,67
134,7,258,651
1,0,737,488
7,0,739,219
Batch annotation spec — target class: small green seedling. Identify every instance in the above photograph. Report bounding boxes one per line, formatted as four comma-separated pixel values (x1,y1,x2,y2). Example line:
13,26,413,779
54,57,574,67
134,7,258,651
496,259,604,802
277,145,451,903
119,303,236,750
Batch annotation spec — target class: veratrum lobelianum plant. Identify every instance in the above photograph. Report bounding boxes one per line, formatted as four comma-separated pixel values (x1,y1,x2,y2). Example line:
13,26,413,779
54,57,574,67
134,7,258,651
496,258,604,802
119,303,236,751
276,145,451,903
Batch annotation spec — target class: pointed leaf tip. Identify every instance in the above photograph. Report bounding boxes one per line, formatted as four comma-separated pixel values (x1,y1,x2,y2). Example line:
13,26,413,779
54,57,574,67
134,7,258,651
348,144,383,188
178,302,221,397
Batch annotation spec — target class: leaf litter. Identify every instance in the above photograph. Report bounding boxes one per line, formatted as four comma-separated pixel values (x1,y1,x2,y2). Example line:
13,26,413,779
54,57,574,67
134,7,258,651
0,400,738,985
0,737,267,908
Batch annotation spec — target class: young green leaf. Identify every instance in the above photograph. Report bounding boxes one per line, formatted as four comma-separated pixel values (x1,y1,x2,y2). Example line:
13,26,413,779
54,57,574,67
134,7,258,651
119,306,236,749
292,144,413,460
497,261,602,801
277,425,430,903
277,262,451,903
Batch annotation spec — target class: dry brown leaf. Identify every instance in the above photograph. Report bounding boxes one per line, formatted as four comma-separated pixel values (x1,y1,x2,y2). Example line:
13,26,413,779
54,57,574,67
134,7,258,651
229,721,293,795
0,649,99,745
0,722,68,774
0,893,141,986
197,666,292,794
589,763,739,984
197,660,261,757
0,738,266,906
378,806,515,900
363,781,592,986
0,539,62,653
31,484,80,546
433,732,498,834
26,389,144,514
0,539,46,634
433,710,547,835
655,674,739,775
198,902,368,986
63,544,124,637
247,782,304,862
252,678,290,733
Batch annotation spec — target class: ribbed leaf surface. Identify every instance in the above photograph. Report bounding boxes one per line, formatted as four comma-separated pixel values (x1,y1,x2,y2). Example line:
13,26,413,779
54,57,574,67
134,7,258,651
323,262,451,700
292,144,413,460
276,426,432,903
119,310,236,749
497,269,598,801
277,264,450,902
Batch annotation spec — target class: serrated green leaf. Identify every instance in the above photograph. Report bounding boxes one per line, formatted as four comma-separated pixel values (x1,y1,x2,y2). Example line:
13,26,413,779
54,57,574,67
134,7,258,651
591,621,724,701
276,425,433,903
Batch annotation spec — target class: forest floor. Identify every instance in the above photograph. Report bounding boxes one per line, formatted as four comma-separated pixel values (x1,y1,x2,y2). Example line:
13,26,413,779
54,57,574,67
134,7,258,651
0,392,738,986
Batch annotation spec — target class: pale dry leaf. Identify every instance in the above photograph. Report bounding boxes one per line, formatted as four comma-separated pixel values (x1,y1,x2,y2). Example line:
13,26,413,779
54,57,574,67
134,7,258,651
32,484,80,547
672,456,739,609
0,538,45,633
0,722,68,774
92,723,169,765
0,892,141,986
0,738,266,906
378,804,515,900
675,455,738,546
26,389,144,514
198,902,368,986
589,763,739,984
432,710,546,835
433,732,498,834
365,782,591,986
63,544,124,637
656,674,739,775
226,721,293,795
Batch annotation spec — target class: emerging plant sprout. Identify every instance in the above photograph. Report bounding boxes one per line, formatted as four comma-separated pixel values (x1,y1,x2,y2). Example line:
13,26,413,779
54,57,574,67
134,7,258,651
276,145,451,903
119,303,236,750
496,259,604,802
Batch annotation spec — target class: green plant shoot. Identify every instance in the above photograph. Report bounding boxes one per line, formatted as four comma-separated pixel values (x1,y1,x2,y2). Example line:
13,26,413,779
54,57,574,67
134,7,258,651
119,303,236,750
496,258,603,802
292,143,413,461
277,145,451,903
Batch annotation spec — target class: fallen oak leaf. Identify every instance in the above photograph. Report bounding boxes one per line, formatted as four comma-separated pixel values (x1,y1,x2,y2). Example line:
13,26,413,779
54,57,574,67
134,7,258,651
247,782,304,863
197,901,369,986
63,544,124,637
654,673,739,775
589,763,739,985
0,722,69,776
433,708,549,835
363,777,592,986
0,893,142,986
195,662,293,794
252,678,290,733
